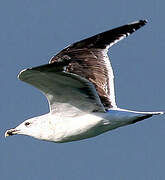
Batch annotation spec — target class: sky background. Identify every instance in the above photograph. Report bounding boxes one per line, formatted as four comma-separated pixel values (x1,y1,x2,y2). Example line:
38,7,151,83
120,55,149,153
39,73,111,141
1,0,165,180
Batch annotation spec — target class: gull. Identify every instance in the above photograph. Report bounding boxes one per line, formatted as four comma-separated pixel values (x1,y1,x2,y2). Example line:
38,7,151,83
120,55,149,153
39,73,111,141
5,20,164,143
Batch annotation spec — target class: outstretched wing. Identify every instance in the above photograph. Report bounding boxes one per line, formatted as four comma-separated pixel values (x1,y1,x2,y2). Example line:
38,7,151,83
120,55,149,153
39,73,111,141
50,20,147,108
18,62,105,116
18,20,147,115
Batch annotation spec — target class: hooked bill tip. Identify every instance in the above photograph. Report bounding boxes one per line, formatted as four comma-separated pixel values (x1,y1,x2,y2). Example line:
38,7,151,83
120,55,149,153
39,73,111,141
5,129,19,137
5,130,11,137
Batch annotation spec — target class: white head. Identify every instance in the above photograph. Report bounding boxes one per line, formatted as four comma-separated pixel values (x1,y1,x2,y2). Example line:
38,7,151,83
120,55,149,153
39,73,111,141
5,114,55,141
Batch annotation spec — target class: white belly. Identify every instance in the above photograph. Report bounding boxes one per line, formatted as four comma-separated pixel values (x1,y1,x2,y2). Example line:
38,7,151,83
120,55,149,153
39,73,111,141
51,108,157,143
53,113,103,142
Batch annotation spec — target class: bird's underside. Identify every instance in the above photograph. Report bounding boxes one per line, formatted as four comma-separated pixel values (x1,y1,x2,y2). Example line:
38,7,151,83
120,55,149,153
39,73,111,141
5,19,164,143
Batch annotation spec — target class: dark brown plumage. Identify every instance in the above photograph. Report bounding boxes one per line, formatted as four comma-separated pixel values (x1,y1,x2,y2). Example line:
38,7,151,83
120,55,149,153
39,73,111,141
48,20,147,109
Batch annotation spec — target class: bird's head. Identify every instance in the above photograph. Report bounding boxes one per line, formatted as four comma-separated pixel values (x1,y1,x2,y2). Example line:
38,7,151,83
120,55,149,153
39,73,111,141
5,115,55,141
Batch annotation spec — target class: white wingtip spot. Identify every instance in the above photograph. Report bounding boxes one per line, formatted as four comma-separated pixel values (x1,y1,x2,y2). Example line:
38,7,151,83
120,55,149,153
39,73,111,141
129,19,148,25
17,69,28,80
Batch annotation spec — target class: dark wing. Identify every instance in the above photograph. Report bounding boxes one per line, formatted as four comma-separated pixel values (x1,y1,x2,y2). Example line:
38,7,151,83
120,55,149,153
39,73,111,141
50,20,147,109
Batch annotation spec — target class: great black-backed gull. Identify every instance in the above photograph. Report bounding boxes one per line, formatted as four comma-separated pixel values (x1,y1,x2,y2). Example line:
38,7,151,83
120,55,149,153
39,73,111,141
5,20,164,143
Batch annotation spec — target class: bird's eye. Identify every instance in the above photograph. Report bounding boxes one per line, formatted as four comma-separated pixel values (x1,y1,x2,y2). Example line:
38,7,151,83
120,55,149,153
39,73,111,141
25,122,31,126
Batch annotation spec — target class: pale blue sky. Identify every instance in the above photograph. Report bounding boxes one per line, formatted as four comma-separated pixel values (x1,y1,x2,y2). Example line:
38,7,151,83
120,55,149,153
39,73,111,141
1,1,165,180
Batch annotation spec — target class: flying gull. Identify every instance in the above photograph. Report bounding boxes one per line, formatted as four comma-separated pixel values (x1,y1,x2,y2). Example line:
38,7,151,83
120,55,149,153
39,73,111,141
5,20,164,143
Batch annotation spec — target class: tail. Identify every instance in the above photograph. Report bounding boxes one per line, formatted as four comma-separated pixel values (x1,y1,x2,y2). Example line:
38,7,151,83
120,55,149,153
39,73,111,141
131,111,164,124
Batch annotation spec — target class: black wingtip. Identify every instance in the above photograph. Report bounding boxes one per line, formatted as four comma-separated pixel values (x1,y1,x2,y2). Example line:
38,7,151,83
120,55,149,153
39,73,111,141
57,19,148,51
129,19,148,26
140,19,148,25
